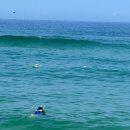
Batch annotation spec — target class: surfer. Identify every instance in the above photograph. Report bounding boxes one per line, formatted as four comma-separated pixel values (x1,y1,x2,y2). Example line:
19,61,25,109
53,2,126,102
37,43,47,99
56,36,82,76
35,106,45,115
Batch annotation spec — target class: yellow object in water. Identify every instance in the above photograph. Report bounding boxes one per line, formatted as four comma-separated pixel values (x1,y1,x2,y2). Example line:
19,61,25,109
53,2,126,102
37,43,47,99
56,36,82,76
34,64,40,68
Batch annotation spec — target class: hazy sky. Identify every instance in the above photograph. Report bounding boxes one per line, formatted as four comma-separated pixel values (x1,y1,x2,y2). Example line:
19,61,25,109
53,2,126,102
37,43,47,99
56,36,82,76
0,0,130,22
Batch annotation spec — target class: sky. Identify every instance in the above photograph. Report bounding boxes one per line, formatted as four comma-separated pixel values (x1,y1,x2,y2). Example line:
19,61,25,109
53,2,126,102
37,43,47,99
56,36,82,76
0,0,130,22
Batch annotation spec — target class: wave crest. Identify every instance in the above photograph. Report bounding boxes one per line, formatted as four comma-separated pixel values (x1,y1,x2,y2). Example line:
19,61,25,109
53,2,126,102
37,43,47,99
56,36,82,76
0,35,129,48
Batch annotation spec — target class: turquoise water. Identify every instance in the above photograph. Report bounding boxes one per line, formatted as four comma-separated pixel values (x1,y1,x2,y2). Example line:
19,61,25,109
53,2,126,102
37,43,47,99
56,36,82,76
0,20,130,130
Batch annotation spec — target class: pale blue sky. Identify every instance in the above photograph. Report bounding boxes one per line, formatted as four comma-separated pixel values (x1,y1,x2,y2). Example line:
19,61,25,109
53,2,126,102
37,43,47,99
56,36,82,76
0,0,130,22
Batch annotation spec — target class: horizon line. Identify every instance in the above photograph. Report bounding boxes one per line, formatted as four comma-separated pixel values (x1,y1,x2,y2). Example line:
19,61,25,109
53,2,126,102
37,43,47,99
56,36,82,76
0,18,130,24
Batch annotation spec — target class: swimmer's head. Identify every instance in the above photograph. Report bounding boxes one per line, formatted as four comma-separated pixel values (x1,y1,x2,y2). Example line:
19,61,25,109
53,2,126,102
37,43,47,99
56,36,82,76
37,106,44,111
35,106,45,115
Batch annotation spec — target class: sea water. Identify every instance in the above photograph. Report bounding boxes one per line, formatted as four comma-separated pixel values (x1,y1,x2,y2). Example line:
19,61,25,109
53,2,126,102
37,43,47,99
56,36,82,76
0,20,130,130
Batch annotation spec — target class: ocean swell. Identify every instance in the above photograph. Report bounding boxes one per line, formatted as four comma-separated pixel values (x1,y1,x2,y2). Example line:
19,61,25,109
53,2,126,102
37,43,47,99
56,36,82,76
0,35,129,48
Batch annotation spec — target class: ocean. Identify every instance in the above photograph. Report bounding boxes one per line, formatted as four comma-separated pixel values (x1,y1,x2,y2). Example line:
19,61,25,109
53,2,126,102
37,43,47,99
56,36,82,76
0,19,130,130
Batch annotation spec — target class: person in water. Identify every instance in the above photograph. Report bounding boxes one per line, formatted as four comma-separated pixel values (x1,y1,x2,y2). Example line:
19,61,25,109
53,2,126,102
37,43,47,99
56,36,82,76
35,106,45,115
